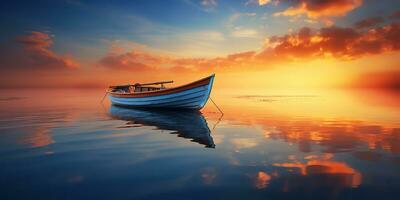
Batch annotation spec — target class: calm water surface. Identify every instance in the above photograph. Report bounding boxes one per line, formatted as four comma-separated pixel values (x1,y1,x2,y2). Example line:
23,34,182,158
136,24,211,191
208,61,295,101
0,89,400,200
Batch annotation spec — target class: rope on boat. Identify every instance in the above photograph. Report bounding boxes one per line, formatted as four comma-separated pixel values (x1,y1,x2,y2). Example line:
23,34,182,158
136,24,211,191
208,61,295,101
211,113,223,131
100,91,109,103
210,97,224,116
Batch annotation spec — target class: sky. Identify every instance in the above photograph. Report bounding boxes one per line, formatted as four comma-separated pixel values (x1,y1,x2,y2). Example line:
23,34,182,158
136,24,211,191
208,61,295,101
0,0,399,89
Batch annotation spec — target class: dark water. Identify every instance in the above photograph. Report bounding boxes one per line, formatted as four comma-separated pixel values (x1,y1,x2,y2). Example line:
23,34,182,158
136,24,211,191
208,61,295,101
1,89,400,200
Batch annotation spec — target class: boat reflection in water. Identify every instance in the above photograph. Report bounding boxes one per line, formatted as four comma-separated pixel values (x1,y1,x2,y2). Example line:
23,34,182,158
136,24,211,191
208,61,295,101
109,105,215,148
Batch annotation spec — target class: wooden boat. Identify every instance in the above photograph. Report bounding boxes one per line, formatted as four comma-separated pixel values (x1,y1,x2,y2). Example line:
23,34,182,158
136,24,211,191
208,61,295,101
109,105,215,148
108,74,215,109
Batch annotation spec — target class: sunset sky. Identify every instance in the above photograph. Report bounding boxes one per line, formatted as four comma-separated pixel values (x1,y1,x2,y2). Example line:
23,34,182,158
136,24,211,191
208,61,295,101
0,0,399,89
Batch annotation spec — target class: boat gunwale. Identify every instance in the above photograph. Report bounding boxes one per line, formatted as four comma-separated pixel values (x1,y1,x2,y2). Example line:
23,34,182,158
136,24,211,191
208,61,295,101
108,74,215,98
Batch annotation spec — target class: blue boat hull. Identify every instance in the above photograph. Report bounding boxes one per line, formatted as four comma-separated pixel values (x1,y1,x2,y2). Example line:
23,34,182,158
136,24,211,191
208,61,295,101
108,75,214,109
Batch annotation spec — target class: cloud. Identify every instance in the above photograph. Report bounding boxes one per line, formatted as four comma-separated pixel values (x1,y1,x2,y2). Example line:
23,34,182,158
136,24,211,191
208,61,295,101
258,0,271,6
227,51,256,61
4,31,80,70
227,12,257,28
231,27,259,38
98,20,400,73
16,31,53,48
353,17,384,29
274,0,363,19
99,50,166,71
263,22,400,60
99,48,257,73
201,0,217,7
246,0,278,6
99,48,211,72
200,0,217,10
389,10,400,19
183,0,218,12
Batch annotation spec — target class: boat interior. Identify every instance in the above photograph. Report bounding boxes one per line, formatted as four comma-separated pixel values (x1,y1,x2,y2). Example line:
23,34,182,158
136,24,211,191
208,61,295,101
109,81,173,94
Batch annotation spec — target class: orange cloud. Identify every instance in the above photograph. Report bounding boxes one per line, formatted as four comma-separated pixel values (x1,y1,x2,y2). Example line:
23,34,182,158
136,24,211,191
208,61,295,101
266,22,400,59
99,50,164,71
274,0,362,19
248,0,278,6
14,31,79,69
258,0,271,6
99,50,219,74
98,21,400,74
98,42,259,73
0,31,83,88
